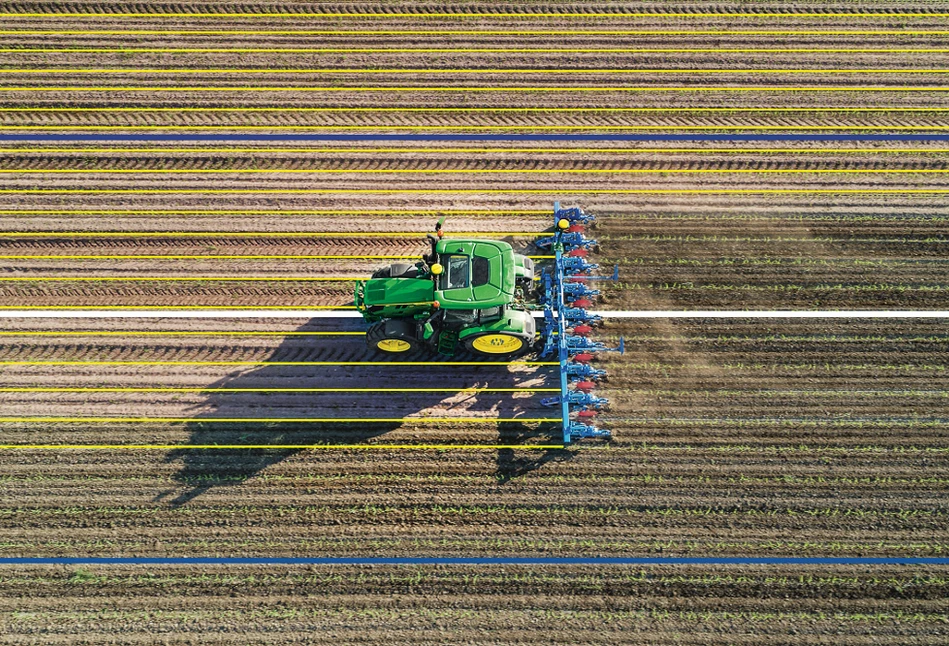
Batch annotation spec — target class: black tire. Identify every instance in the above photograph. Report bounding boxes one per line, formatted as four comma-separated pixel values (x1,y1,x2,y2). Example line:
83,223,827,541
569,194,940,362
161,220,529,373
371,262,416,279
366,319,419,354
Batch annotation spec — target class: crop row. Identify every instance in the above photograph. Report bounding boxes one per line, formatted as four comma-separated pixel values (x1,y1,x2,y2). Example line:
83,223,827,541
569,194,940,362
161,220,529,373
10,156,949,170
611,234,947,242
629,258,947,267
2,537,946,557
618,282,949,292
608,362,947,373
1,442,945,455
3,607,946,625
3,472,948,487
616,334,949,342
5,571,947,590
608,213,949,222
2,504,942,519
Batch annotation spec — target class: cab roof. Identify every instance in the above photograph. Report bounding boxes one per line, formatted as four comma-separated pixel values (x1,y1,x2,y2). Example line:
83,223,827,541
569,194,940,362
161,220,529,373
434,238,516,309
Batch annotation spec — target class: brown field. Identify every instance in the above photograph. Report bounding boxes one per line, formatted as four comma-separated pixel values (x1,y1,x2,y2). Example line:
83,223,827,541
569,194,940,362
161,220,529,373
1,2,948,644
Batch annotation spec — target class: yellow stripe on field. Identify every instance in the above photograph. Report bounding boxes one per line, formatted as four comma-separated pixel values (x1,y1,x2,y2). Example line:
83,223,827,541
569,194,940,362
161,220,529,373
6,86,949,92
0,255,410,260
0,149,945,155
0,277,363,281
5,189,949,195
5,168,949,173
1,30,947,35
0,360,556,366
0,232,541,237
0,387,559,392
0,11,945,16
0,417,560,423
6,126,949,131
0,275,540,283
0,208,547,214
4,107,949,112
0,305,358,310
11,68,949,74
0,255,554,260
0,444,566,450
0,331,364,336
5,48,949,53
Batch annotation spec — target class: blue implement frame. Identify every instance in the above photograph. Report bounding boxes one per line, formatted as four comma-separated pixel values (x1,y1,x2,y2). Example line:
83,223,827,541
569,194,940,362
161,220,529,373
539,203,623,443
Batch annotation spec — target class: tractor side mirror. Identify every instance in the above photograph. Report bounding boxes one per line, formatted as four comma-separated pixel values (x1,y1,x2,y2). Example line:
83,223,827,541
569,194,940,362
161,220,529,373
425,233,438,263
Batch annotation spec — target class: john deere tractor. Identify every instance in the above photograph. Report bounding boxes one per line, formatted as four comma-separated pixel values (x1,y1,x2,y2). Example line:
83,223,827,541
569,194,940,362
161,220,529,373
355,222,536,356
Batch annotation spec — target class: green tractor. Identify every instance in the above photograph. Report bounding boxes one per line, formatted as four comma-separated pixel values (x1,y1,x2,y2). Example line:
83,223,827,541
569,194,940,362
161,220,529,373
354,222,536,356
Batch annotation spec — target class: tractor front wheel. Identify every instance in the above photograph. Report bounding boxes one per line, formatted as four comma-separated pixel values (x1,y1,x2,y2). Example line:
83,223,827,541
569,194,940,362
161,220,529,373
366,320,419,354
463,332,528,357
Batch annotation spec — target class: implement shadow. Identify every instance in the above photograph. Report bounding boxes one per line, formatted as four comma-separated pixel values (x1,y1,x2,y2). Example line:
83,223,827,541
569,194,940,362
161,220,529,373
157,317,558,504
495,420,576,484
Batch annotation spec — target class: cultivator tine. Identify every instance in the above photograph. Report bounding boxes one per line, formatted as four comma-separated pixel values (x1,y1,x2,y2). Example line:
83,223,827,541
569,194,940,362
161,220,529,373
566,422,612,440
562,256,599,275
565,362,608,383
562,281,600,301
553,201,597,227
564,264,620,282
538,203,624,444
562,306,603,327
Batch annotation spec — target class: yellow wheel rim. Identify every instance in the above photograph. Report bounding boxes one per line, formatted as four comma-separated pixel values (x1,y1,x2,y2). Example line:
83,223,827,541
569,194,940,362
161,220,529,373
377,338,412,352
470,334,524,354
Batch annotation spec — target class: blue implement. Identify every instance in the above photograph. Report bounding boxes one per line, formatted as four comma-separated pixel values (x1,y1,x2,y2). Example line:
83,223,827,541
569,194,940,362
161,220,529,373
540,203,624,443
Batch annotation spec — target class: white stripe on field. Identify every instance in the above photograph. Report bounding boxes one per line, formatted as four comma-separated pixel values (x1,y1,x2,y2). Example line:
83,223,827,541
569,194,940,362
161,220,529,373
594,310,949,318
0,310,945,318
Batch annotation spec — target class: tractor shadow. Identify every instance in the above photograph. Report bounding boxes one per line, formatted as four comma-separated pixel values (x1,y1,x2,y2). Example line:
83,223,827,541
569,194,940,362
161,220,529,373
155,317,563,504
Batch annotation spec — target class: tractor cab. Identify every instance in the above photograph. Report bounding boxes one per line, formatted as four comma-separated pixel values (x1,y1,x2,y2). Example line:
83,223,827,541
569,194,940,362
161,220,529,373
431,239,514,309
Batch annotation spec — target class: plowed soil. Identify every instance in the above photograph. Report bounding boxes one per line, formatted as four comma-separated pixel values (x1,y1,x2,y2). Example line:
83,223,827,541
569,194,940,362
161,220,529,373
1,2,948,644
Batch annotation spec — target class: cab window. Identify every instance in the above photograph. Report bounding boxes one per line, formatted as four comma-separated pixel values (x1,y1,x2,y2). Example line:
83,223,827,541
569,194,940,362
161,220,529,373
479,306,502,324
440,255,469,290
472,256,490,287
444,309,477,324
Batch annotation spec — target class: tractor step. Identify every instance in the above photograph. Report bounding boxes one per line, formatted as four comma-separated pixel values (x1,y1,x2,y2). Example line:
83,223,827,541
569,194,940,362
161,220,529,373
436,329,459,356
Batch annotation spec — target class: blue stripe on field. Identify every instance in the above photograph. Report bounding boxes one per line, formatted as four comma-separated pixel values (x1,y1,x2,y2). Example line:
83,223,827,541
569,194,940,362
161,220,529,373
5,134,949,142
3,557,949,566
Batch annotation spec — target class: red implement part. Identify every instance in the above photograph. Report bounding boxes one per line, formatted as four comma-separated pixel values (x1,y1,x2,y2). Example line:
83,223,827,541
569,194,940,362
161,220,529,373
575,381,597,392
572,353,595,363
570,298,593,309
577,410,598,419
568,224,585,233
565,276,589,282
567,249,588,257
572,324,593,336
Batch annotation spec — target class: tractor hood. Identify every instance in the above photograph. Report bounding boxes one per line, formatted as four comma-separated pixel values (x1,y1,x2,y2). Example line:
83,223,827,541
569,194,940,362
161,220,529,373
362,277,435,307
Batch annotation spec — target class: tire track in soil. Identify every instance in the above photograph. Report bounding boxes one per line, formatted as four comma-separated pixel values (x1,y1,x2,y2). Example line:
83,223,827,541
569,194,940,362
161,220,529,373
7,154,949,171
8,113,949,130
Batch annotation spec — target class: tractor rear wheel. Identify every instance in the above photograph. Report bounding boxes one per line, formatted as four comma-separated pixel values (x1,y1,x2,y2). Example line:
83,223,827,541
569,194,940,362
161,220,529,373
463,332,529,357
366,320,419,354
